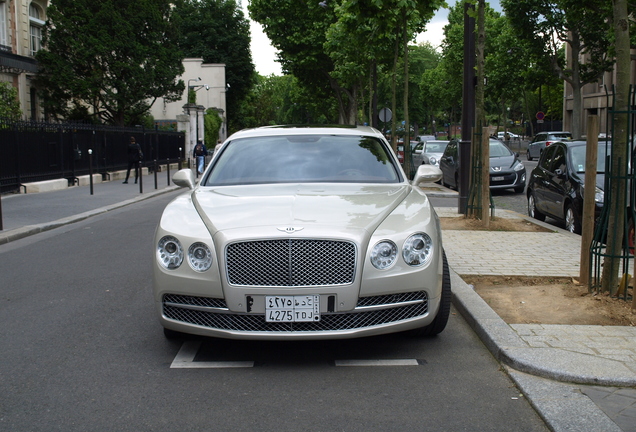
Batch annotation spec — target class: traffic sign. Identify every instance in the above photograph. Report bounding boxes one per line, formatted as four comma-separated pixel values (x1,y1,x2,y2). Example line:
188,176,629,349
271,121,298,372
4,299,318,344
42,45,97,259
379,107,392,123
536,111,545,120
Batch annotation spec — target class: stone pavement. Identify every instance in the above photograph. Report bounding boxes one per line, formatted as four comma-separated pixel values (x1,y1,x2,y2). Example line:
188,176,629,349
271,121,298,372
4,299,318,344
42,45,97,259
0,175,635,432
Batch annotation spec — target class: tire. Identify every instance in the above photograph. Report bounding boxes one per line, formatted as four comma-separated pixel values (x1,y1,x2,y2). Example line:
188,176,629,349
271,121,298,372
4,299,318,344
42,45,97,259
526,151,533,161
528,193,546,221
565,204,582,234
514,184,525,194
411,250,451,337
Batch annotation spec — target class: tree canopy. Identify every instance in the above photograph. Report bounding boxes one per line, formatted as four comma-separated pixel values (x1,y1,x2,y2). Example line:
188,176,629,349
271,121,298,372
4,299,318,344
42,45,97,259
0,82,21,120
501,0,614,138
176,0,255,133
36,0,185,126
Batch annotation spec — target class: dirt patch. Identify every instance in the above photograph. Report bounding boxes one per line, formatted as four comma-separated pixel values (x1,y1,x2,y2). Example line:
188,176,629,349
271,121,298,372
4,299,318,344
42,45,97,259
440,216,553,233
442,215,635,326
464,275,635,326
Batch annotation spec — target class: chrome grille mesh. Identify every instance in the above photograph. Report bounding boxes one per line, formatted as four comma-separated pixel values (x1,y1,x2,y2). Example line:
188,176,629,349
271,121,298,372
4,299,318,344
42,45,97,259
162,291,428,332
226,239,356,287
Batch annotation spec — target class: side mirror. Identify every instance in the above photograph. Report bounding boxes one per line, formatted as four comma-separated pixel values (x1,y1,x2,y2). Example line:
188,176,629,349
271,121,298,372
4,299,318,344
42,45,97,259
172,169,196,190
412,164,443,186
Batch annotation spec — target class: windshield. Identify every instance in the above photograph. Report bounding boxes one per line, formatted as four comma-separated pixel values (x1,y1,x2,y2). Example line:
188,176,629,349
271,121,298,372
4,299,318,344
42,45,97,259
568,143,609,173
423,141,449,153
489,140,513,158
204,135,401,185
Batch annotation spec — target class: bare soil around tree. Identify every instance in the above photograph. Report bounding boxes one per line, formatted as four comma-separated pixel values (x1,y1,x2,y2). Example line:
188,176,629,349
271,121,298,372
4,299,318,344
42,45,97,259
441,217,636,326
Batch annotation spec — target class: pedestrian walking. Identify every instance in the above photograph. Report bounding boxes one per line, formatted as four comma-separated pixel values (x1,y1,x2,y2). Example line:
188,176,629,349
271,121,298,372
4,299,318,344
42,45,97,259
194,139,208,174
123,136,143,184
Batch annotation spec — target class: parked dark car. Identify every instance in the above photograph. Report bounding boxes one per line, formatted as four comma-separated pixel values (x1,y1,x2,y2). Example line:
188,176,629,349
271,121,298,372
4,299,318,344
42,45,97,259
526,140,607,233
439,139,526,193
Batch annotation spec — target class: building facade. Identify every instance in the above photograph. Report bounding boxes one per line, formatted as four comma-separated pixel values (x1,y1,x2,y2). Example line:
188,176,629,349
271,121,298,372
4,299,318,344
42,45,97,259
562,46,636,137
0,0,47,120
149,58,227,156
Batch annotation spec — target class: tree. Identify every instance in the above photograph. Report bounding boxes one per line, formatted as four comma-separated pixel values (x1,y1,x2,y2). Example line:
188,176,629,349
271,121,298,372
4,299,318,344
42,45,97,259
35,0,185,126
501,0,614,139
176,0,255,133
0,82,21,120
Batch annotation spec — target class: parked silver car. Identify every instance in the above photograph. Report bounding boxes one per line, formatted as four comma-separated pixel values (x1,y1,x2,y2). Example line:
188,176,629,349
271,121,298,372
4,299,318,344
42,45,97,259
413,140,450,167
527,131,572,161
153,125,451,340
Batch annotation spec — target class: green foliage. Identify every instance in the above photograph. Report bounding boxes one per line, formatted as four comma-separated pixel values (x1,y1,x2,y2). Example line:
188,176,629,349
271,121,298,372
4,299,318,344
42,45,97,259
176,0,255,134
0,82,22,120
35,0,185,126
205,108,223,144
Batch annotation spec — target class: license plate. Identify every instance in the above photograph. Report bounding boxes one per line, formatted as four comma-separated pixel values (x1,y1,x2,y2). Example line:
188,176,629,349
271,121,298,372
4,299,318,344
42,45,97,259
265,295,320,322
492,176,504,181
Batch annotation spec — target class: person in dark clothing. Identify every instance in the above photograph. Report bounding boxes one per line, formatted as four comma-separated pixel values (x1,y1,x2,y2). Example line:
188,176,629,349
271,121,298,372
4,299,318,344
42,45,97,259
123,136,142,184
193,139,208,174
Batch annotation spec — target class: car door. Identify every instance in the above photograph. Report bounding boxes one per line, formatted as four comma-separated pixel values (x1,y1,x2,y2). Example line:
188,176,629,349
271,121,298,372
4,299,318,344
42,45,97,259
532,145,557,216
529,133,546,159
412,142,424,166
544,144,569,217
439,141,458,188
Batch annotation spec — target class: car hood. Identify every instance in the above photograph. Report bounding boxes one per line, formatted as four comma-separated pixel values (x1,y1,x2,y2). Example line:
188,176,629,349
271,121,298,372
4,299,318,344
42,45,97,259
576,173,605,190
191,183,411,236
489,154,517,172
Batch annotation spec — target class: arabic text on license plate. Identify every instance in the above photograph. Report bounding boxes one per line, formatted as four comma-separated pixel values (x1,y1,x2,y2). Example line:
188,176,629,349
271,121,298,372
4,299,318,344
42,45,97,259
492,176,504,181
265,295,320,322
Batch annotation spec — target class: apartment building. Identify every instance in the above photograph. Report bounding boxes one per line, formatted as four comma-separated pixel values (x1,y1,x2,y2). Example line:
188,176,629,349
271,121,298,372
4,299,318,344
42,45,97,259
0,0,47,120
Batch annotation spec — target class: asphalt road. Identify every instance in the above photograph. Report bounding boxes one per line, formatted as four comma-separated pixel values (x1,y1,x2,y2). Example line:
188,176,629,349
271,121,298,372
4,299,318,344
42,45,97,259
0,192,549,431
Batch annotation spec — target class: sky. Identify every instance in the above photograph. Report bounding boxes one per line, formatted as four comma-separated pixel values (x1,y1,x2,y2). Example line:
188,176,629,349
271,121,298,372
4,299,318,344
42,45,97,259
242,1,502,77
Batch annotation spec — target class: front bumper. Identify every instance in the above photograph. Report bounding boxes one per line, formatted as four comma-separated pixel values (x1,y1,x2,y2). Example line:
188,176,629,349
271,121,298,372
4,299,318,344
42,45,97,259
159,290,440,340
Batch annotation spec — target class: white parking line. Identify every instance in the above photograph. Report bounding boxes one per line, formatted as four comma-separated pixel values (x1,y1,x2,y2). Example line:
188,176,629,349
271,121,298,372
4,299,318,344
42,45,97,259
335,359,420,367
170,341,254,369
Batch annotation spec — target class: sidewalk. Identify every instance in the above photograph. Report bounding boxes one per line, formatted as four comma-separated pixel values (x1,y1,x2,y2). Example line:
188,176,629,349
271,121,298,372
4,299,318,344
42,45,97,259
1,177,635,431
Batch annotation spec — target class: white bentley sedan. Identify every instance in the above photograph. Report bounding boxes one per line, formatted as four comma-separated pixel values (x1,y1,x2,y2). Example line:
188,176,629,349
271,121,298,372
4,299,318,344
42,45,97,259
153,125,450,340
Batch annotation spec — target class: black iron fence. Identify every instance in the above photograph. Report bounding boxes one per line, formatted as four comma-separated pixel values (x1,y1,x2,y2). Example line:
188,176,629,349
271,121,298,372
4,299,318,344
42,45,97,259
0,118,185,193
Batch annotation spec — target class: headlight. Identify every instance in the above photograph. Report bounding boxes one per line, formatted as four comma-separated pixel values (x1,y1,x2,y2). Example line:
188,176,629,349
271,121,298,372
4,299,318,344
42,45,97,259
188,242,213,272
595,187,604,203
513,161,525,171
429,156,437,165
370,240,398,269
402,233,433,266
157,236,184,269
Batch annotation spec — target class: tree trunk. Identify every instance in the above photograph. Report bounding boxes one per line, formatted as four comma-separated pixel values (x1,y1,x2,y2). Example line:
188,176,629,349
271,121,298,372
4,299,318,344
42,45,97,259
402,8,411,178
601,0,630,294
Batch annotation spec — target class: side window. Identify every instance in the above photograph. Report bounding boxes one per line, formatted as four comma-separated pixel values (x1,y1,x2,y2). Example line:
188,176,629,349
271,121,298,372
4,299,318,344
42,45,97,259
550,145,567,173
539,146,556,170
29,3,45,57
0,2,7,49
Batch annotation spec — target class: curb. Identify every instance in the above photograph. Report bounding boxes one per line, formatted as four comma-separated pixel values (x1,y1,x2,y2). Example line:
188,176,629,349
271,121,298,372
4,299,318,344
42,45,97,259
451,270,636,387
0,185,180,245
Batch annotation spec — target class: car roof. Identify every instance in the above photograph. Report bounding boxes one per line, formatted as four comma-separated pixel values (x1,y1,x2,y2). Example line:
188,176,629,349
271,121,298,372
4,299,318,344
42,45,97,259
229,125,385,140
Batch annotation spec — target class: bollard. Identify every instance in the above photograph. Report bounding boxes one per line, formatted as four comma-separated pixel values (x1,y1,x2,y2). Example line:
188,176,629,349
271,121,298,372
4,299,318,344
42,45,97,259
167,158,171,185
0,192,3,231
154,159,158,189
88,149,94,195
139,160,143,194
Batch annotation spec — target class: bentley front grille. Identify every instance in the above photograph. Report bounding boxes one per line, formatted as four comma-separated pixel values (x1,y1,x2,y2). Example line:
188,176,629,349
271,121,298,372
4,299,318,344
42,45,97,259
162,291,429,332
226,239,356,287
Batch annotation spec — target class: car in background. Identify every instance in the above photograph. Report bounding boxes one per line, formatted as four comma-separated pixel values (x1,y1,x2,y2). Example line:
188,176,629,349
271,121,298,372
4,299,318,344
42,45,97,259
526,131,572,161
527,140,608,234
439,139,526,193
153,125,451,340
497,131,519,140
416,135,436,143
413,140,450,167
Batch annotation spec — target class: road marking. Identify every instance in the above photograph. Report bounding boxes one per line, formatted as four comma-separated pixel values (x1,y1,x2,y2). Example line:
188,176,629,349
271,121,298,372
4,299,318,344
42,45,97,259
335,359,420,367
170,341,254,369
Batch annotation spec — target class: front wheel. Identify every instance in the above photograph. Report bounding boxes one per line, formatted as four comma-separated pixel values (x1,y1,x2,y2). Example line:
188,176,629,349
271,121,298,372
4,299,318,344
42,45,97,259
411,251,451,337
526,151,533,161
528,193,546,221
565,204,582,234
